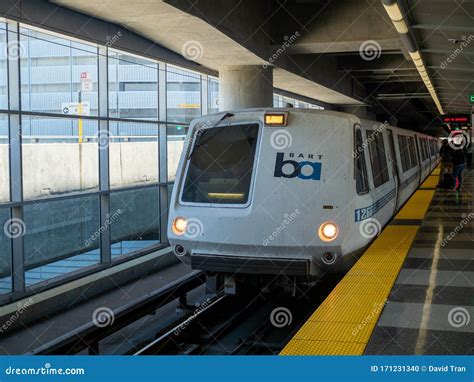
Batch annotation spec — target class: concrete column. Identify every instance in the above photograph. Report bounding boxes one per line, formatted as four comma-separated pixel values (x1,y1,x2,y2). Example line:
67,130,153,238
219,65,273,111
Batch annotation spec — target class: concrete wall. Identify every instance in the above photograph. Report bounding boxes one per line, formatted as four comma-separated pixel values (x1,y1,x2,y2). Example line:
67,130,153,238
0,140,186,278
0,140,185,199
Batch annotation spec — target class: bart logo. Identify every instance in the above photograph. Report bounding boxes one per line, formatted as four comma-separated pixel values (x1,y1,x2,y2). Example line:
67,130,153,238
273,153,322,180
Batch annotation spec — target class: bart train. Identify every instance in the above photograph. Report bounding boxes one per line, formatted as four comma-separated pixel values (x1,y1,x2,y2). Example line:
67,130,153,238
168,108,439,287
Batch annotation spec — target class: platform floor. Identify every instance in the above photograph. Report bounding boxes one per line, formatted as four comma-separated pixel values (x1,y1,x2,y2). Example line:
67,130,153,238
281,166,473,355
0,261,191,355
366,169,473,354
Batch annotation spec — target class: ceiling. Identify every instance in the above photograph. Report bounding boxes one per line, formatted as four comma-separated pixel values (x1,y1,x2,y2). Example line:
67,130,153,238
50,0,473,132
51,0,360,105
402,0,473,115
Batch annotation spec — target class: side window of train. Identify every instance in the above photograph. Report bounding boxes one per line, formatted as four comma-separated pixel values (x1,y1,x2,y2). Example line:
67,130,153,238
397,135,410,172
418,137,424,160
408,137,417,168
354,127,369,194
367,129,389,187
420,138,428,161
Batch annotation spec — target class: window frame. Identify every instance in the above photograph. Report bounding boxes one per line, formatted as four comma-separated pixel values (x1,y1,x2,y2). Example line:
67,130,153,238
367,129,390,188
354,124,369,195
179,120,262,208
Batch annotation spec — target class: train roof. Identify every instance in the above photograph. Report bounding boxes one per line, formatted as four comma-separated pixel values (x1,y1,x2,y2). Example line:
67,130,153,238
205,107,352,119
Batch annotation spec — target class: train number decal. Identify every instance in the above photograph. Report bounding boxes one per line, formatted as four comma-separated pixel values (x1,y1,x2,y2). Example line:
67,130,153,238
354,189,396,222
355,205,375,222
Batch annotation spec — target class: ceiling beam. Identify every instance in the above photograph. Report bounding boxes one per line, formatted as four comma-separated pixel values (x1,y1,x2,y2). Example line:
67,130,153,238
412,24,474,33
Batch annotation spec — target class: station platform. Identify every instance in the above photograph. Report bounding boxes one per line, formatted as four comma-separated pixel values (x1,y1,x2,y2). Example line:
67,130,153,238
281,167,473,355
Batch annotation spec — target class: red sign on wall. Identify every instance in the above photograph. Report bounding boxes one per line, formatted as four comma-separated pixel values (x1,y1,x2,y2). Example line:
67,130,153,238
441,114,471,126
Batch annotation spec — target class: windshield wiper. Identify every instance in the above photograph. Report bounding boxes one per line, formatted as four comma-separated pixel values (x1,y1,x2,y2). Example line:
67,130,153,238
187,112,234,160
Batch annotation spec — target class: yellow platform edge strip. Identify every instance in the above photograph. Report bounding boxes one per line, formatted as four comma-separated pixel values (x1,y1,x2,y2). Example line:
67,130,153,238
280,225,419,355
420,175,438,189
280,168,438,356
394,189,435,220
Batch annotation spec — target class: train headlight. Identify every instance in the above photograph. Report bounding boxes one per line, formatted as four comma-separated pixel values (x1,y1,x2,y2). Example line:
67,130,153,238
172,217,187,236
318,221,338,242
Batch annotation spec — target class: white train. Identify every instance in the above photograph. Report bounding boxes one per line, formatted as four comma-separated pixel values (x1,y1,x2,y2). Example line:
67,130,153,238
168,108,439,288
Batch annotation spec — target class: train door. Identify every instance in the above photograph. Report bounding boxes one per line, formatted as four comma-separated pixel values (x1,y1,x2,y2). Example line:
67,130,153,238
387,129,400,212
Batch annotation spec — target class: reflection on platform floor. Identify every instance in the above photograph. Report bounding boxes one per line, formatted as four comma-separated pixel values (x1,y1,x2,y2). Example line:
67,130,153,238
366,170,473,355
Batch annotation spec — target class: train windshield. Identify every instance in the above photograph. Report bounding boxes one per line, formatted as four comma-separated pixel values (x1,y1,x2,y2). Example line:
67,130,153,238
181,123,259,204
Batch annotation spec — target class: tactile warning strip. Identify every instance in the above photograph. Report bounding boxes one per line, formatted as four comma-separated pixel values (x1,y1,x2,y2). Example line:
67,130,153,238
420,175,438,189
280,226,419,356
394,189,435,220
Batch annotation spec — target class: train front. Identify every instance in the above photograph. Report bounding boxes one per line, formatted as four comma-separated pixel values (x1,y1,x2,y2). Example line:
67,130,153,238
168,108,352,284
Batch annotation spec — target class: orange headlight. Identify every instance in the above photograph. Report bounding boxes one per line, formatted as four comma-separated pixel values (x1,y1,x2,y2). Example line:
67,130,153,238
318,221,338,242
172,217,187,236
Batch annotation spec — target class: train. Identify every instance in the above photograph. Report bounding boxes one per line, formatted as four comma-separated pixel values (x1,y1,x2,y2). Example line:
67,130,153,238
167,108,439,291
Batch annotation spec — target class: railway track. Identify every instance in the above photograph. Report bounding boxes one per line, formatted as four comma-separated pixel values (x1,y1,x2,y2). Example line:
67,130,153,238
133,275,342,355
29,270,341,356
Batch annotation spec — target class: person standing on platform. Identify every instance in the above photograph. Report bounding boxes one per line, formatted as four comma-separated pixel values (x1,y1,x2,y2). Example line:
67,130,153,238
437,140,453,187
451,147,466,192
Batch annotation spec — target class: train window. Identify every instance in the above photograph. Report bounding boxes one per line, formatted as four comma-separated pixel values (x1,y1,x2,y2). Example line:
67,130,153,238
408,137,417,168
397,135,410,172
354,128,369,194
367,130,389,187
422,140,428,160
420,138,428,161
418,137,424,160
181,123,259,204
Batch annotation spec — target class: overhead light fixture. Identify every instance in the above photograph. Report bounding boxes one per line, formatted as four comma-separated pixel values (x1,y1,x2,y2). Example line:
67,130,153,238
381,1,444,115
382,2,409,33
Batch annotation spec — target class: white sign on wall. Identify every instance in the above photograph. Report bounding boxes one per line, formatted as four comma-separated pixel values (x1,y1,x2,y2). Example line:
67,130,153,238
80,72,93,92
61,101,91,116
